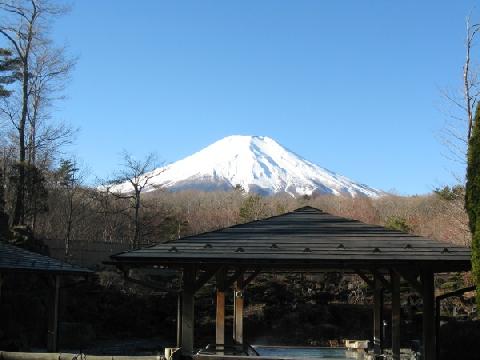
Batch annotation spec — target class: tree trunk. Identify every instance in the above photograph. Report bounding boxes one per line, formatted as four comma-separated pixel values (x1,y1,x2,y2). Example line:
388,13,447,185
133,189,140,248
65,189,74,258
0,165,4,214
12,61,29,226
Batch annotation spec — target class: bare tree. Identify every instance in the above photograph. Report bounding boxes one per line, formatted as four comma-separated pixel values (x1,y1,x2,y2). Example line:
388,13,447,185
27,45,76,167
90,179,117,243
110,151,159,248
440,15,480,167
464,18,480,140
0,0,74,226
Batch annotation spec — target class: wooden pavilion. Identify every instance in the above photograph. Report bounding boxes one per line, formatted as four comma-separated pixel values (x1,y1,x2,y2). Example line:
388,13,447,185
0,241,92,351
110,206,472,360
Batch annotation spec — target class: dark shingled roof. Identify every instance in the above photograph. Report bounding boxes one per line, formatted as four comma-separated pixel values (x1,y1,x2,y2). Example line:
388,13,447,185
0,241,92,274
111,207,472,272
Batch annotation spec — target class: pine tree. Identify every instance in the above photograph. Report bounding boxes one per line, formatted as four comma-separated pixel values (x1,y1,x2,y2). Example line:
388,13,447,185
0,48,19,238
465,102,480,309
0,48,20,97
55,159,80,257
239,195,267,222
0,164,8,238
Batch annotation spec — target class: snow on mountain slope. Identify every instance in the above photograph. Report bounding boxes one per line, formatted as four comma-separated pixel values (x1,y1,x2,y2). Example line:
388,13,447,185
112,135,383,197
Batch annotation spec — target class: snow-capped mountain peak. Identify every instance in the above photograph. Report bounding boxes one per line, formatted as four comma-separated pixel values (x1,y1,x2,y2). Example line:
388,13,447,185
113,135,382,198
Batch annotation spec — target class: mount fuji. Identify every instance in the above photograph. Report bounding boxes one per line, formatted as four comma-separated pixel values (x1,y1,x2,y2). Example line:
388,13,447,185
113,135,383,198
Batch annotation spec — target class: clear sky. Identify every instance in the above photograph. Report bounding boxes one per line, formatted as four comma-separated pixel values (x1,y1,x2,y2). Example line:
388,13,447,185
51,0,478,195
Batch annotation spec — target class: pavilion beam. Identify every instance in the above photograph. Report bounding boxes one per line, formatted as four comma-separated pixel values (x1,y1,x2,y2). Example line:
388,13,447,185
373,270,391,289
181,265,196,356
216,268,226,350
354,269,374,288
193,266,219,293
373,273,383,356
391,270,401,360
47,275,61,352
421,270,435,360
225,268,245,289
398,270,424,296
243,268,261,288
233,272,244,345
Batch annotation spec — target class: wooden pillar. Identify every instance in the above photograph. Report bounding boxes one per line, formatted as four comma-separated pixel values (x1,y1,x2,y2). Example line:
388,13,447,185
391,271,401,360
181,266,196,356
233,273,244,345
216,269,226,349
176,293,182,348
435,296,441,360
47,275,61,352
373,273,383,356
422,270,435,360
380,290,385,350
0,273,4,300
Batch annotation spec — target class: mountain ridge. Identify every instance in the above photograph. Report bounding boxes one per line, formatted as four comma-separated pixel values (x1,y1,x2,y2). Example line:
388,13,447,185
112,135,383,198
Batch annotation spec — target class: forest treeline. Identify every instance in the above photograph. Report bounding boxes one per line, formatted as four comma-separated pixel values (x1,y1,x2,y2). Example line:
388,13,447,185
34,183,471,255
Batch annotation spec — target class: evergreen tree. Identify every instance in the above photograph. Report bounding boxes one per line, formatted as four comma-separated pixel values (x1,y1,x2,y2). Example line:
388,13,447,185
0,48,20,97
55,159,80,257
8,163,48,231
385,216,412,233
0,165,8,239
434,185,464,201
56,159,79,187
239,194,267,222
465,102,480,309
0,48,19,238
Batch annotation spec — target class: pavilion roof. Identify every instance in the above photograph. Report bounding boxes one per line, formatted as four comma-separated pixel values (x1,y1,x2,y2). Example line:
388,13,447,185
0,241,92,274
110,206,471,272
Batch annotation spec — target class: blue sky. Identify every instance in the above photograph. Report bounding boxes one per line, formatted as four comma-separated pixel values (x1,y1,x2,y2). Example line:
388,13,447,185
52,1,477,194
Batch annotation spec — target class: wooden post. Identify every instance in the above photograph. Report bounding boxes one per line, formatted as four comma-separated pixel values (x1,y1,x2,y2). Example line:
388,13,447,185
216,269,226,349
391,271,401,360
181,266,196,356
380,289,385,351
233,273,244,345
422,270,435,360
0,273,4,300
176,293,182,348
47,275,61,352
435,296,441,360
373,273,383,356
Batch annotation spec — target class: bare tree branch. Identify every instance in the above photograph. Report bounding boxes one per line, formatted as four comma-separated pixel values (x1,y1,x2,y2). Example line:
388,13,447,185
108,151,162,248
